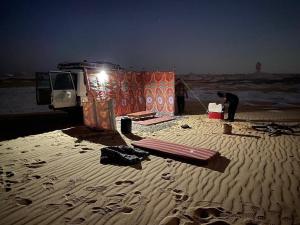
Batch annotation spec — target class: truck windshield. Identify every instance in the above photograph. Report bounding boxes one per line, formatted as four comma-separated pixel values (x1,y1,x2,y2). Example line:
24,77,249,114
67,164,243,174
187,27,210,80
51,73,74,90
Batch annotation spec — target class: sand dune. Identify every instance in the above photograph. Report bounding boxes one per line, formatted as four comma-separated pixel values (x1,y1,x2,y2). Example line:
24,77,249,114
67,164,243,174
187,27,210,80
0,110,300,225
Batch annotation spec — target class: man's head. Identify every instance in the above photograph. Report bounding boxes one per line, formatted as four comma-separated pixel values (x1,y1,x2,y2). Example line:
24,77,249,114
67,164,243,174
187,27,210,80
217,92,225,98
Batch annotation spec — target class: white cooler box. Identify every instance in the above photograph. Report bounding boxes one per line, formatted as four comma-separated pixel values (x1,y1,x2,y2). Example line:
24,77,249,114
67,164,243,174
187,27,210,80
208,103,224,119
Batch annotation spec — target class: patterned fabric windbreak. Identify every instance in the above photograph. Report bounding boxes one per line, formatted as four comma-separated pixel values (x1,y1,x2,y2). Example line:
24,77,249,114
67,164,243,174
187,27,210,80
82,69,175,130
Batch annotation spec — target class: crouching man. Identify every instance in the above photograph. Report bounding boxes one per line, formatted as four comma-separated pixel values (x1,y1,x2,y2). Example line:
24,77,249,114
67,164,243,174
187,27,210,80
217,92,239,122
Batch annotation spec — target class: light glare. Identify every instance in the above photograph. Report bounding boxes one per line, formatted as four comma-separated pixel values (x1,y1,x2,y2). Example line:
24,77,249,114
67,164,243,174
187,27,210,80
97,70,108,84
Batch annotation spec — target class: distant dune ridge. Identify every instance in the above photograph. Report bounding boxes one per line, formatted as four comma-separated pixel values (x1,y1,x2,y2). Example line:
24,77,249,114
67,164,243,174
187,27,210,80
0,72,299,115
0,109,300,225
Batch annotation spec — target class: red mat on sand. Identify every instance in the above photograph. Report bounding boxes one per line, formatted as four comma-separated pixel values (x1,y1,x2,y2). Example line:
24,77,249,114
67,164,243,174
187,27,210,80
127,111,156,119
135,116,175,126
132,138,219,161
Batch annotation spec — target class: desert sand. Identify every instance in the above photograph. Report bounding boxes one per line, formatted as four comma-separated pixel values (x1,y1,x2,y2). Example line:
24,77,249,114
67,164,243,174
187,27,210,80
0,109,300,225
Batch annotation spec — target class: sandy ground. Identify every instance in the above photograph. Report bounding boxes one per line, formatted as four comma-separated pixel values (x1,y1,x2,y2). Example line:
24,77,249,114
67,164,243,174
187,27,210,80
0,109,300,225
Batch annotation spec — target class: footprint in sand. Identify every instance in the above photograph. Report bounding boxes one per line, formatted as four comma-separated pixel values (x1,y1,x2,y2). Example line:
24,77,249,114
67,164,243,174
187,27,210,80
3,178,12,192
46,202,75,211
32,175,41,179
161,172,175,182
79,150,87,154
85,199,97,204
66,177,85,191
192,207,227,221
25,160,47,168
115,180,134,186
121,206,133,213
93,203,120,214
92,206,109,214
45,203,61,210
65,217,85,224
122,190,150,208
43,182,54,190
5,187,12,192
64,202,75,209
85,186,107,192
5,179,19,184
106,202,122,210
46,175,58,181
6,171,15,178
171,189,189,202
16,197,32,206
166,159,173,167
107,192,127,197
34,145,40,147
5,163,15,167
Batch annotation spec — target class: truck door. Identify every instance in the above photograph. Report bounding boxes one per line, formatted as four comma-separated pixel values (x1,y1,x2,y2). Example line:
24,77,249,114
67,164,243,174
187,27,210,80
36,72,51,105
49,71,77,109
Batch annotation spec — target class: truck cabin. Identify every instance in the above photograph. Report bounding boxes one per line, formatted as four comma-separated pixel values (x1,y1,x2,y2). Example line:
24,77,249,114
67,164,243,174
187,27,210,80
36,61,122,110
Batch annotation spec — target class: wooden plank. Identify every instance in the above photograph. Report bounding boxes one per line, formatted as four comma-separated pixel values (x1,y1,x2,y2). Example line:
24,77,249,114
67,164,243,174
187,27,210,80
132,138,219,161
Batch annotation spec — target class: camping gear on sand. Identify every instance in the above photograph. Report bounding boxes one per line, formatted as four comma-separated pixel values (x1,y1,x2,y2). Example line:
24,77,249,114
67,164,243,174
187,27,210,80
223,124,232,134
100,146,149,165
208,103,224,119
132,138,219,161
109,145,149,158
252,123,299,136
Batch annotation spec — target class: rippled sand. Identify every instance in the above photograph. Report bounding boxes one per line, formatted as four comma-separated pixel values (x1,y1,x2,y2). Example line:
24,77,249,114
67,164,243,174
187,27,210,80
0,109,300,225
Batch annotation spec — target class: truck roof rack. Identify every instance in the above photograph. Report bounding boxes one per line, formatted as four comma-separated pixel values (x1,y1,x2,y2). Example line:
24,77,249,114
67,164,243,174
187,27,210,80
57,61,123,70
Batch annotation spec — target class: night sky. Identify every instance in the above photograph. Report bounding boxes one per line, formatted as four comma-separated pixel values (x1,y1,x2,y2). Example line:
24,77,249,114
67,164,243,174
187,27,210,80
1,0,299,75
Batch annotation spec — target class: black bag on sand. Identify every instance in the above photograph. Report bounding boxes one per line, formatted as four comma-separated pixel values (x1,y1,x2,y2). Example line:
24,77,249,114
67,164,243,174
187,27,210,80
109,145,150,159
100,147,142,165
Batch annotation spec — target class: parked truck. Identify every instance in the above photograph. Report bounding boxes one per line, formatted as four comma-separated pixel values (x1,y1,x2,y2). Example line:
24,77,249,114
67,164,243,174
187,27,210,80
35,61,122,113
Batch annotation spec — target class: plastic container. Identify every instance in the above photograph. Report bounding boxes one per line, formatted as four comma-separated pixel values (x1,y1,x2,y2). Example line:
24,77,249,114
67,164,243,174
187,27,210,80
208,112,224,119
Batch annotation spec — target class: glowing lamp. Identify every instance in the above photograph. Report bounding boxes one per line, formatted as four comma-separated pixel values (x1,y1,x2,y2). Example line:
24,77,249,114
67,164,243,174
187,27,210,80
97,70,108,84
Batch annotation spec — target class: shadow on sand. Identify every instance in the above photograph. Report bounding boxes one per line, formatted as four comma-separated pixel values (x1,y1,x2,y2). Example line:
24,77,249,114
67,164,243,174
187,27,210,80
63,127,228,172
229,133,261,139
62,126,128,146
134,149,230,173
0,112,82,141
63,127,145,170
62,126,143,145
